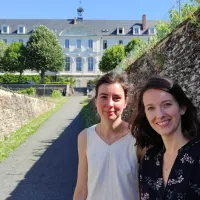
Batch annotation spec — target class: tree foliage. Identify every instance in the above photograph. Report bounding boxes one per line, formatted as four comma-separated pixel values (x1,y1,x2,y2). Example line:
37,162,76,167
99,44,125,72
156,1,198,41
0,40,9,71
26,25,65,83
1,42,26,82
124,38,142,56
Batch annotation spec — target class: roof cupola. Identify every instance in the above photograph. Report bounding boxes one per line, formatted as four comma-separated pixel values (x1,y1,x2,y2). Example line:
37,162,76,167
77,1,84,20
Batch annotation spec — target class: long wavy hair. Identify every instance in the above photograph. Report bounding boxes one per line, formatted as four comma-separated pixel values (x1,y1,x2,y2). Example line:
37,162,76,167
130,75,200,149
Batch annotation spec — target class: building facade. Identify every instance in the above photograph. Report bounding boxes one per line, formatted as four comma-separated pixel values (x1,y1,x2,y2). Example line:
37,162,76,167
0,7,157,87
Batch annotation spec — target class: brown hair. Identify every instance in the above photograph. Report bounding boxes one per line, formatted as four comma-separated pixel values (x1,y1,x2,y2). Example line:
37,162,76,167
95,71,130,99
130,75,200,149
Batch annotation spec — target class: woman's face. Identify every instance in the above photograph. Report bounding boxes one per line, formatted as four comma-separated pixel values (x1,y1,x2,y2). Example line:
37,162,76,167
143,89,186,138
95,83,127,121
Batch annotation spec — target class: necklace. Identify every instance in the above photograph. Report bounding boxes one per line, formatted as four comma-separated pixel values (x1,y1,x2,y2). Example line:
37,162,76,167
163,154,177,173
99,124,124,145
164,163,174,172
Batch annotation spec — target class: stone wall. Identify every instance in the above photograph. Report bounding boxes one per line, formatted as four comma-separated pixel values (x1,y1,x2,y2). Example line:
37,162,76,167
127,10,200,114
0,89,55,139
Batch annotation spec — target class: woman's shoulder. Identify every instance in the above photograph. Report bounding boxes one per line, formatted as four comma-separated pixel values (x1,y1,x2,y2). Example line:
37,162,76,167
78,128,87,142
78,124,98,141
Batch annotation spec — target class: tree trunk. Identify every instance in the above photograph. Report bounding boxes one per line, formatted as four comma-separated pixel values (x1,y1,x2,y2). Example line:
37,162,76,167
40,71,45,84
18,71,23,83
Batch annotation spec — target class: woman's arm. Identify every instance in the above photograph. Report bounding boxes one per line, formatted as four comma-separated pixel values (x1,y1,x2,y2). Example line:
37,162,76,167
73,129,88,200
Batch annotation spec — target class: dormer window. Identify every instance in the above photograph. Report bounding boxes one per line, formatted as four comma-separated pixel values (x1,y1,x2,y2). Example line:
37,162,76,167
133,26,141,35
117,27,124,35
102,29,109,32
149,27,156,35
18,26,25,34
1,25,9,34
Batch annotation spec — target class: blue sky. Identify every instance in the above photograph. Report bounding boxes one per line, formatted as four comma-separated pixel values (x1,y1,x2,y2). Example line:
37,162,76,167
0,0,191,20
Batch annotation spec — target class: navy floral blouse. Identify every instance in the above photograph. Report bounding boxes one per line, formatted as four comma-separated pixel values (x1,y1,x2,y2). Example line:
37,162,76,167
140,137,200,200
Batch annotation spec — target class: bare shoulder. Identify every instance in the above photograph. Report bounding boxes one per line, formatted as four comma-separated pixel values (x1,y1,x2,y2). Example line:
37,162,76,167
78,128,87,145
78,128,87,138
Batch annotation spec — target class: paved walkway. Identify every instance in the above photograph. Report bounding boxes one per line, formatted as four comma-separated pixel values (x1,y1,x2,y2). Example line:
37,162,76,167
0,96,85,200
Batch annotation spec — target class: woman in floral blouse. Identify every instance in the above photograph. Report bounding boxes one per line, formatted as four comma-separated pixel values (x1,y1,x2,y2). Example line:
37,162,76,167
130,75,200,200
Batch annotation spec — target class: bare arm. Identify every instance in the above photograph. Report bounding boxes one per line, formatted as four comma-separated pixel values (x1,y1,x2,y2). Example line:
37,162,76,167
73,129,88,200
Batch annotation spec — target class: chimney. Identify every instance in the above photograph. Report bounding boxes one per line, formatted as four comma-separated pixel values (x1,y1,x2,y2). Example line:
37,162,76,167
74,17,77,24
142,14,146,30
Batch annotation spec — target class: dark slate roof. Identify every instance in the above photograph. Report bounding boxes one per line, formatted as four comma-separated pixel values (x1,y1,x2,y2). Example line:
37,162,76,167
0,19,157,36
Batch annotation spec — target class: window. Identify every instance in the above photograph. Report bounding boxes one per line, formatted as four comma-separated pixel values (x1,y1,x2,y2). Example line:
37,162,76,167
135,28,139,34
119,40,123,45
88,39,93,49
65,39,69,48
103,40,107,49
2,26,8,33
77,40,81,48
76,57,82,71
65,57,70,71
149,27,155,34
88,57,94,72
2,39,7,43
119,28,123,34
18,26,24,34
19,39,23,43
117,27,124,35
133,27,140,35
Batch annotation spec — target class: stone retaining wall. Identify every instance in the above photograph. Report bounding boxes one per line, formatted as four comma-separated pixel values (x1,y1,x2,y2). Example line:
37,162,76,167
0,89,55,139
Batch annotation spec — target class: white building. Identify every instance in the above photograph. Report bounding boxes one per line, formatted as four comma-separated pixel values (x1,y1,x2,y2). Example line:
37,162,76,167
0,6,157,87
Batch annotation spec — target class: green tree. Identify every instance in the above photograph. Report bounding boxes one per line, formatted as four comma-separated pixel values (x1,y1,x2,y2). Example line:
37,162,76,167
99,44,125,72
0,40,9,71
156,1,198,41
1,42,26,83
124,38,142,56
155,20,171,41
26,25,65,83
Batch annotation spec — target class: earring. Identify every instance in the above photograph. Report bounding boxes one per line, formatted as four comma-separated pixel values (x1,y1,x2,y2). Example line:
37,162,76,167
180,110,185,115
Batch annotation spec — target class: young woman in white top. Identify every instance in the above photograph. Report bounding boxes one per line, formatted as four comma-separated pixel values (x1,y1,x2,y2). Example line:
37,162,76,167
73,72,140,200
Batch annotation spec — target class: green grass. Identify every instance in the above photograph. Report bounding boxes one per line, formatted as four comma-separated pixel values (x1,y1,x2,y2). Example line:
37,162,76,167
0,97,68,163
81,97,99,128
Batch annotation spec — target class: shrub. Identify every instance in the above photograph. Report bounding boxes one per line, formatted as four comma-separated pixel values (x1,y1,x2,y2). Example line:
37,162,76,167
0,74,75,84
51,90,62,98
18,87,36,96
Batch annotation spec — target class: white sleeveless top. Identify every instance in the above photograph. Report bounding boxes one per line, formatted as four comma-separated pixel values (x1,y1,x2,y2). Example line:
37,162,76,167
86,125,140,200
